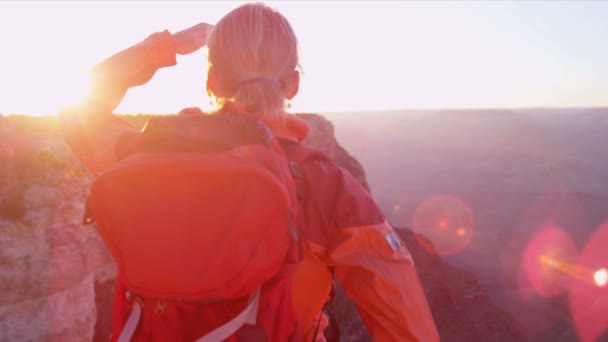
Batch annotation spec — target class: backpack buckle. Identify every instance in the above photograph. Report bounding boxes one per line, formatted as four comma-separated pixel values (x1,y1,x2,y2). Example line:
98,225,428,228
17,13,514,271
155,300,166,315
82,197,95,225
125,290,145,308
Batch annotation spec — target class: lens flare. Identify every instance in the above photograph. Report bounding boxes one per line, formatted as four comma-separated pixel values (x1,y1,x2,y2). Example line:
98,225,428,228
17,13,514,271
521,224,578,297
594,268,607,287
570,221,608,342
412,194,475,255
457,227,466,237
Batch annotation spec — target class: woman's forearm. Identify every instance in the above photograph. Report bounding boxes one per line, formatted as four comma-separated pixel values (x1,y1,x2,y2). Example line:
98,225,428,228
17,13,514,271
59,30,177,175
85,30,178,112
59,23,212,175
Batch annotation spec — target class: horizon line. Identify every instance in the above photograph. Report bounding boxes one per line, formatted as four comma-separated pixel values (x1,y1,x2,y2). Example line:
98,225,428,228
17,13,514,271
2,105,607,117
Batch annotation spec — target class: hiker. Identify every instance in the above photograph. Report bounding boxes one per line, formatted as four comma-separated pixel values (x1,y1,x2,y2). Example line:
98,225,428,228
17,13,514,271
60,3,439,342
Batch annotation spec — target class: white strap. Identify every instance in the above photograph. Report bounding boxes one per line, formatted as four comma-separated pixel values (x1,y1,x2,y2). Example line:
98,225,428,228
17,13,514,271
117,299,142,342
196,288,261,342
116,289,261,342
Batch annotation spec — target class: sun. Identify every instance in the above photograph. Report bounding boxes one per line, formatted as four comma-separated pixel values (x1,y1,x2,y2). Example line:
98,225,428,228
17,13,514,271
53,70,91,114
8,72,89,116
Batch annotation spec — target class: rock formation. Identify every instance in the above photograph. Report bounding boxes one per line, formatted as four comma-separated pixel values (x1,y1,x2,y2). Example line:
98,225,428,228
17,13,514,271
0,113,524,341
0,115,113,341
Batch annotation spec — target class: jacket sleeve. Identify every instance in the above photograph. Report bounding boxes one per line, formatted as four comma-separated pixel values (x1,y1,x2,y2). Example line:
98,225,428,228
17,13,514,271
320,164,439,341
59,30,178,174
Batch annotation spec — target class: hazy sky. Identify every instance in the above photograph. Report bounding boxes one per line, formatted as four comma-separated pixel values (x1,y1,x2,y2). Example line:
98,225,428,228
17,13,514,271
1,1,607,115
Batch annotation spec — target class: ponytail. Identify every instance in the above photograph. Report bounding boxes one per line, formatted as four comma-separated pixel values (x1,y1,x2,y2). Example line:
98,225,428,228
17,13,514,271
230,77,286,118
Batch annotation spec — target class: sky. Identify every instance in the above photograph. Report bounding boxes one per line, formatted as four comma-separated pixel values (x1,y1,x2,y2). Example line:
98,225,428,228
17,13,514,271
0,1,607,116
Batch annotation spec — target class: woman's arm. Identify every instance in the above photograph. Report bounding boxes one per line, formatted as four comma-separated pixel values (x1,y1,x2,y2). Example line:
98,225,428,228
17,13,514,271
59,23,212,174
305,162,439,341
329,221,439,341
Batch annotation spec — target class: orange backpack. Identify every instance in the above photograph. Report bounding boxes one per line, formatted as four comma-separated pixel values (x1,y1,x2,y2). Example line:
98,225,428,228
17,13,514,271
84,115,303,341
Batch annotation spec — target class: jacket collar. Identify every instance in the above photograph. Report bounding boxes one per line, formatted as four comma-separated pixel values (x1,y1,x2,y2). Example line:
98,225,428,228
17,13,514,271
177,106,309,143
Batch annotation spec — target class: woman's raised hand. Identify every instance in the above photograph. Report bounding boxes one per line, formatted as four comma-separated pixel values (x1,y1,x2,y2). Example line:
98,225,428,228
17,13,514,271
172,22,214,55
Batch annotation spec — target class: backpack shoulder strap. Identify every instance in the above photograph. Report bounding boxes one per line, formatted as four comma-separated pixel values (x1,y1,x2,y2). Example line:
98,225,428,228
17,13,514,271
278,139,330,199
279,139,330,170
279,140,341,342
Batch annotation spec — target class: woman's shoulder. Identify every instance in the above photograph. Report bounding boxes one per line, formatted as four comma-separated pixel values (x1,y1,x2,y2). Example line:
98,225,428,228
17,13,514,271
177,107,207,116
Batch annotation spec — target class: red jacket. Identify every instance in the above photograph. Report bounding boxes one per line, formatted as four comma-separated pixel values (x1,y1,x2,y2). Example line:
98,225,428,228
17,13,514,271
60,30,439,342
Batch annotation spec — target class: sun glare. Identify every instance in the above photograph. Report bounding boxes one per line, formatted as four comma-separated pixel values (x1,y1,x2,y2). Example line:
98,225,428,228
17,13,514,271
54,72,90,114
2,64,90,116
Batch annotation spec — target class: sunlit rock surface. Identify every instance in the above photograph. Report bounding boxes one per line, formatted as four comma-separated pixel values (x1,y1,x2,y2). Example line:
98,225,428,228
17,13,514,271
0,116,114,341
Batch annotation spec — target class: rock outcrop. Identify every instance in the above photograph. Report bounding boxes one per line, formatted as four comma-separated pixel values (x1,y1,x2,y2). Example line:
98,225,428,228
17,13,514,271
0,115,114,341
0,113,524,341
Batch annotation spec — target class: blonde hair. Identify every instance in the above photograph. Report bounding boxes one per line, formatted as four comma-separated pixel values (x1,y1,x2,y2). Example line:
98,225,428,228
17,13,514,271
207,3,300,118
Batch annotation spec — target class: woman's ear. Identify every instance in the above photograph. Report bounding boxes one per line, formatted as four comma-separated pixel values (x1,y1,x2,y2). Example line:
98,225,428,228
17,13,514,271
282,70,300,100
